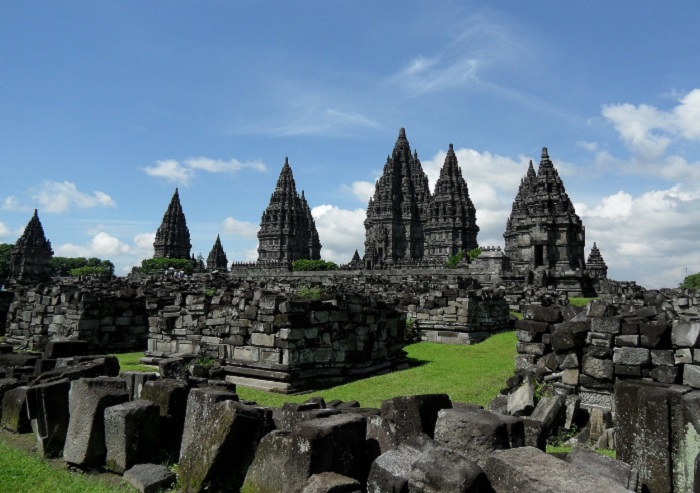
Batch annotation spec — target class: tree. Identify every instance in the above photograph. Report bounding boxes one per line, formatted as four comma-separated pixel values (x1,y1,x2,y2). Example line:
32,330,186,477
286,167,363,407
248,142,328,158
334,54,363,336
50,257,115,277
291,259,338,271
680,272,700,290
0,243,13,280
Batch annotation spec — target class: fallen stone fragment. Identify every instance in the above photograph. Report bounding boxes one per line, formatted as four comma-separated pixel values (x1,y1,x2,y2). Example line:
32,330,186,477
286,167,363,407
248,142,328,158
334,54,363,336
25,378,70,457
565,447,638,491
300,472,362,493
123,463,176,493
105,399,161,473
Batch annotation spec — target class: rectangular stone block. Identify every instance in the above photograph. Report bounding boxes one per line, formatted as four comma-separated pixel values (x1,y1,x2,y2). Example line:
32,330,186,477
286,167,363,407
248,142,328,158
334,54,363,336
590,317,621,335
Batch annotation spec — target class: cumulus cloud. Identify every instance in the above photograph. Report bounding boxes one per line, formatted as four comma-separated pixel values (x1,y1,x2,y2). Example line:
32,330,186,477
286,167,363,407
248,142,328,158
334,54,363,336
602,88,700,159
222,216,259,238
577,185,700,288
311,205,366,263
143,160,195,185
28,181,115,214
343,181,375,204
144,156,267,186
1,196,30,212
184,157,266,174
55,231,156,275
0,222,11,239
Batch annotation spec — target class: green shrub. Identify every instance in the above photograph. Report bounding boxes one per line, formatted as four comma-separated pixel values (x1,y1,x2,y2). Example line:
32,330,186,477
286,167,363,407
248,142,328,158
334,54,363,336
467,247,482,262
0,243,12,280
444,251,463,269
298,286,322,300
69,266,112,278
51,257,115,277
140,257,195,274
292,259,338,271
680,273,700,290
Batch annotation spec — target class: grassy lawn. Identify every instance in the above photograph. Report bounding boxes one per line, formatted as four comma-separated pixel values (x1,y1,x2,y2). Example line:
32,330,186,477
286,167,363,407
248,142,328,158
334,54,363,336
0,436,136,493
112,352,159,373
568,297,597,307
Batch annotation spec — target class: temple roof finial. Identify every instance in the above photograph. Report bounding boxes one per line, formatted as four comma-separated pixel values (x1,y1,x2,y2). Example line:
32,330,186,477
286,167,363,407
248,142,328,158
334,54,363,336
399,127,406,139
449,143,454,151
541,147,549,159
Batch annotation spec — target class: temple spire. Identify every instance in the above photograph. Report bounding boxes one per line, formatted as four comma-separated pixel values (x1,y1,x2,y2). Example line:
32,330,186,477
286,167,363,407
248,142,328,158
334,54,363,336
206,234,228,271
9,209,54,281
153,188,192,259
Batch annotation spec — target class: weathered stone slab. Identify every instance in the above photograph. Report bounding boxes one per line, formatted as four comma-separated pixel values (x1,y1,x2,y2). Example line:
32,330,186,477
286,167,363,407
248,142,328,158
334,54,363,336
300,472,362,493
434,406,512,465
613,347,650,366
407,445,490,493
123,463,176,493
529,394,564,434
522,305,561,323
178,398,265,493
582,355,613,380
139,378,189,455
1,386,30,432
550,322,588,352
590,317,621,335
43,340,88,359
105,400,161,473
121,371,158,400
506,379,534,416
380,394,451,443
367,437,433,493
0,378,20,419
566,447,638,490
63,377,129,467
25,378,70,457
483,446,633,492
672,321,700,347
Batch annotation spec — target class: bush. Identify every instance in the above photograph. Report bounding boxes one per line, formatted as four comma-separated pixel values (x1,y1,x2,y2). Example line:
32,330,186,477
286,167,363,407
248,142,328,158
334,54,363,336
0,243,12,280
140,257,195,274
467,247,482,262
291,259,338,271
680,273,700,290
69,266,112,279
444,251,463,269
297,286,322,300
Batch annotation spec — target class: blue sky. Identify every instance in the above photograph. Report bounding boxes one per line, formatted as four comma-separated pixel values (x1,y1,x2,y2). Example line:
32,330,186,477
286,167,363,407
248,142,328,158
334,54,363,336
2,2,700,288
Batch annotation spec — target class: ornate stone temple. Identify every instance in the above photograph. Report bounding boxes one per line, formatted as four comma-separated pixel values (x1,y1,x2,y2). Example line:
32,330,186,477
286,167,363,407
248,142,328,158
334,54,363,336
153,188,192,259
257,158,322,263
424,143,479,261
503,148,588,291
9,210,54,281
364,129,479,268
206,235,228,271
586,242,608,279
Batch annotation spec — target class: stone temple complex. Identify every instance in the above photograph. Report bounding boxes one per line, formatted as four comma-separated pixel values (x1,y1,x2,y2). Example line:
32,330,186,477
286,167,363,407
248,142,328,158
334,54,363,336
364,129,479,268
153,188,191,259
256,158,322,263
8,209,53,282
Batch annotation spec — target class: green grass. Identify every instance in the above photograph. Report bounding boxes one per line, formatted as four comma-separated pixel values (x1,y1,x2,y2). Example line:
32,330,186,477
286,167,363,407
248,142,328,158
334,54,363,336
0,438,136,493
112,351,158,373
236,331,518,408
546,445,616,459
568,297,597,307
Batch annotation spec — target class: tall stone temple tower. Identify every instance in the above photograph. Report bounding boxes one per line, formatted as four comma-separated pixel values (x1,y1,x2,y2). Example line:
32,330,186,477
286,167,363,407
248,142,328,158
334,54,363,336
9,209,54,281
424,144,479,261
364,128,431,268
153,188,192,259
257,158,322,263
503,148,585,274
206,235,228,271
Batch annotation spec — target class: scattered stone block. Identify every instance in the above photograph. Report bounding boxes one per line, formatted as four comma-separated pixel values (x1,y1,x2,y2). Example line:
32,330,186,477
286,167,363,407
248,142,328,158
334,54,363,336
407,445,490,493
1,386,30,432
522,305,561,323
588,407,612,446
63,377,129,467
672,321,700,347
613,347,650,366
43,340,88,359
158,357,189,380
590,317,621,335
506,379,534,416
434,406,512,465
140,378,189,455
105,400,161,473
566,447,638,490
684,364,700,389
121,371,158,400
25,378,70,457
529,394,564,434
178,389,264,493
0,378,20,419
550,322,588,352
300,472,362,493
483,446,633,493
582,355,614,380
123,463,176,493
367,436,433,493
522,418,546,450
650,365,679,384
380,394,451,443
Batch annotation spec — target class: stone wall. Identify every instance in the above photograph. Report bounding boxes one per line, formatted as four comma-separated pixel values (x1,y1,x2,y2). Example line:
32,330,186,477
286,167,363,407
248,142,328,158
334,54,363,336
512,291,700,412
3,280,148,352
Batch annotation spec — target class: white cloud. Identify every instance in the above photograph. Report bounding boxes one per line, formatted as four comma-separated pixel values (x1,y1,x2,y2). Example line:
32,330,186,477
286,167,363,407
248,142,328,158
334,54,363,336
0,222,11,239
222,216,259,238
345,181,375,204
578,185,700,288
602,88,700,159
143,160,195,186
144,156,267,185
30,181,115,214
55,231,156,275
184,157,266,174
1,196,30,212
311,205,366,263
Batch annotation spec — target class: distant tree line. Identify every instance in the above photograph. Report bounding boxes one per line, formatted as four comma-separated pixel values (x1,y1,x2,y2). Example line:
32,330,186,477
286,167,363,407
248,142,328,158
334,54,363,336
0,243,114,280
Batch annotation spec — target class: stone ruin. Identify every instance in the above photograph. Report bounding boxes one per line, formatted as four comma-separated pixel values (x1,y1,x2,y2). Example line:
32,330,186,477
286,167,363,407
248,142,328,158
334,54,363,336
0,339,646,493
8,209,53,282
153,188,192,260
